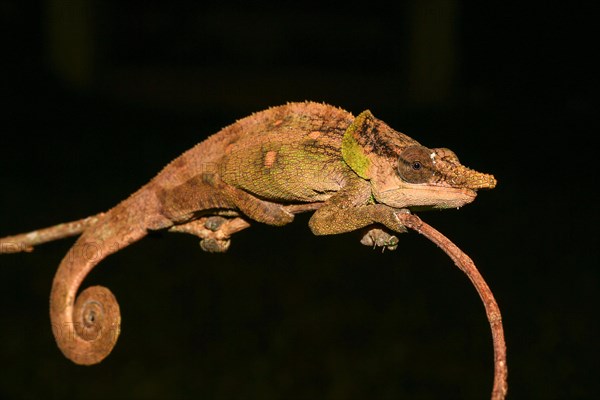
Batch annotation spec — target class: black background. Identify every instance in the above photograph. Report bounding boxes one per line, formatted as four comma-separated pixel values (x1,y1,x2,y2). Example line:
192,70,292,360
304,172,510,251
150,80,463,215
0,2,596,399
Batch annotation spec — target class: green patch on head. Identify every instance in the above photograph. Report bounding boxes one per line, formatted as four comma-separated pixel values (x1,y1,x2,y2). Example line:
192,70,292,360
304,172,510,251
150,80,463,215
342,111,374,179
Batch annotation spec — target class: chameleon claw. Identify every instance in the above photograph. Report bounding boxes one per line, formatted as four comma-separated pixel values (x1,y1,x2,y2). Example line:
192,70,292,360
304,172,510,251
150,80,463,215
383,235,399,252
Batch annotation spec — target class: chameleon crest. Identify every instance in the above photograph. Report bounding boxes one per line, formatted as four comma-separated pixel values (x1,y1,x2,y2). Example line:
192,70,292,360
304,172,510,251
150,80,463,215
342,110,419,179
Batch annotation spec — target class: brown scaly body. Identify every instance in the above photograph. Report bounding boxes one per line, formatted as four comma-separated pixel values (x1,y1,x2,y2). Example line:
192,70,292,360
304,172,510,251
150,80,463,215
0,101,496,364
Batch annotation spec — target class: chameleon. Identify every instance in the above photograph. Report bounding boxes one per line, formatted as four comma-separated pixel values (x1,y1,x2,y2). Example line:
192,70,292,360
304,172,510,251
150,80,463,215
0,101,496,365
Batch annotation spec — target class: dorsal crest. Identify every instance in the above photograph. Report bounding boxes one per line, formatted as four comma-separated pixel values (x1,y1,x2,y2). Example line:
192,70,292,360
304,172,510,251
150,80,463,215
342,110,419,179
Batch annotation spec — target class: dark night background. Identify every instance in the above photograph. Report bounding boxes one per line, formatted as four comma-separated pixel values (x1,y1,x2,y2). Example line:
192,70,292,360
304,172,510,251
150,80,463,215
0,1,596,399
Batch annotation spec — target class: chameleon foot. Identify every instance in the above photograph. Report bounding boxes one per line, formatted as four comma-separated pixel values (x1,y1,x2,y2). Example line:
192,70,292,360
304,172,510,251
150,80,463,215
199,237,231,253
204,216,228,231
360,227,400,251
169,216,251,253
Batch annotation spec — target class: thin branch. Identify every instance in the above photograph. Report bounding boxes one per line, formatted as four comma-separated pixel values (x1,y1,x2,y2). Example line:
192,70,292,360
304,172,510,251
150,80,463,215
1,202,505,398
0,214,103,254
397,211,508,400
0,203,325,254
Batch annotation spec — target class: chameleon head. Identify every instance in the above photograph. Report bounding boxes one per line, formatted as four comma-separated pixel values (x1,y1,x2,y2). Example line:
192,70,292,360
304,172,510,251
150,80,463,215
372,145,497,210
342,110,496,210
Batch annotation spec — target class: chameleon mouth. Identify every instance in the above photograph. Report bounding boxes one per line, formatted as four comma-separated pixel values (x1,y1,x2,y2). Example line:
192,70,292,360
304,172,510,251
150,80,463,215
418,185,479,209
424,183,478,197
377,184,479,210
443,186,477,203
462,188,478,198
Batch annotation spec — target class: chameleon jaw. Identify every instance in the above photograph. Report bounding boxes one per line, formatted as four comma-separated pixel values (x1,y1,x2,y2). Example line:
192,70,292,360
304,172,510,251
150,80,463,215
375,184,478,210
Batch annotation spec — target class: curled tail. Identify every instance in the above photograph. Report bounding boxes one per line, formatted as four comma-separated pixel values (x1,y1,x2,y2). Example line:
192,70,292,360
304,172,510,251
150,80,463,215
49,190,166,365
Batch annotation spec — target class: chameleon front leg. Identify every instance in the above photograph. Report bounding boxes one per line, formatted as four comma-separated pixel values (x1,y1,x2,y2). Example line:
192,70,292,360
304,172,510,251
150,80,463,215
308,178,407,250
309,203,407,235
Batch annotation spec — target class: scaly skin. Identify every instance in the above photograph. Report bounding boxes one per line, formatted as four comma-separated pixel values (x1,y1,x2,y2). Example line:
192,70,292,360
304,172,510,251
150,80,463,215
2,101,496,364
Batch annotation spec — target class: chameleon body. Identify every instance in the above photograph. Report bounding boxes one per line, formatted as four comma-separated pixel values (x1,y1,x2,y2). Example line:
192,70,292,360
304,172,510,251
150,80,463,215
1,102,496,365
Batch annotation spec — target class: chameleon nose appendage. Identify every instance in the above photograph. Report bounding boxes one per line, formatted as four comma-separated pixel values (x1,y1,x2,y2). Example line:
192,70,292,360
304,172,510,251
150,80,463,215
459,166,497,190
431,148,496,190
471,172,497,190
439,162,497,190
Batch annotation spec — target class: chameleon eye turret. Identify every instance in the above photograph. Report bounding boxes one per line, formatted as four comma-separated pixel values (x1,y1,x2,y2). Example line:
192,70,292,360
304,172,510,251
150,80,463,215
397,145,436,184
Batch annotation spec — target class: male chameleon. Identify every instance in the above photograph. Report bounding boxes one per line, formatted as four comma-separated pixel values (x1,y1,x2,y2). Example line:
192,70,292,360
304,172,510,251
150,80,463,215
0,101,496,365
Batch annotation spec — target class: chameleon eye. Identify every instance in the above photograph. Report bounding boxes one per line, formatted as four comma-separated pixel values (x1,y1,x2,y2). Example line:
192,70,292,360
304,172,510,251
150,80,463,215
397,146,434,183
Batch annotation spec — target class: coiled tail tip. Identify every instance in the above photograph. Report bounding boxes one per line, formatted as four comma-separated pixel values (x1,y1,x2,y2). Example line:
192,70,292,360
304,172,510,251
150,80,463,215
51,285,121,365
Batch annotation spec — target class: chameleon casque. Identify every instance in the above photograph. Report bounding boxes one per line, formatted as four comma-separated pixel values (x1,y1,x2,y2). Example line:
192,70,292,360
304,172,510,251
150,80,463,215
0,101,496,365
